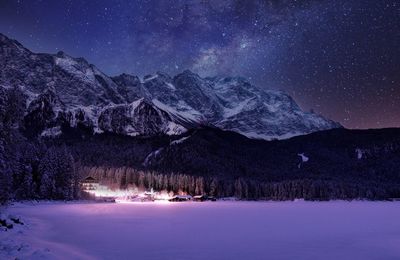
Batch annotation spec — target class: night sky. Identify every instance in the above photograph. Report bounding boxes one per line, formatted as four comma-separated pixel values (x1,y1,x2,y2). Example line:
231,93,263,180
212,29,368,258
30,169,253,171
0,0,399,129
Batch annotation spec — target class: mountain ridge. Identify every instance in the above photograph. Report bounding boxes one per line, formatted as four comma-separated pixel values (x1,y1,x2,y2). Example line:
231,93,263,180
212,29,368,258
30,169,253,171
0,33,341,139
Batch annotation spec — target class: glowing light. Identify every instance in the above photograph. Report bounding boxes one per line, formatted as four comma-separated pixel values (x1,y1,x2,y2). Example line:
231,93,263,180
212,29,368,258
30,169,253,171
83,184,175,203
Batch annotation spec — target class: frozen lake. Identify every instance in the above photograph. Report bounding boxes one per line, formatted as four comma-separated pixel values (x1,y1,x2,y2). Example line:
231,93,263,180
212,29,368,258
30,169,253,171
2,201,400,259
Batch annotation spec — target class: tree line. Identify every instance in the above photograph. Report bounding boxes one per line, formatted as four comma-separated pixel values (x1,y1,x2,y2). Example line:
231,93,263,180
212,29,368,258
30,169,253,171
80,166,398,200
0,87,79,203
2,86,400,203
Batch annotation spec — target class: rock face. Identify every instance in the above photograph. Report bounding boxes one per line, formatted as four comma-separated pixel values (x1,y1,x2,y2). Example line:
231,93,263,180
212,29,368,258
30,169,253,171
23,88,61,137
98,99,186,136
0,33,185,136
0,34,124,107
0,33,341,139
119,71,341,139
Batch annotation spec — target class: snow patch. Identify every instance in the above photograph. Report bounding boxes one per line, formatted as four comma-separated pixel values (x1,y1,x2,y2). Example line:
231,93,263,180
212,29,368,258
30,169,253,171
165,121,187,136
355,148,363,159
263,102,279,113
166,83,176,90
170,135,191,145
152,99,203,122
297,153,309,168
143,148,164,166
143,74,159,82
298,153,309,162
54,56,95,83
128,98,145,116
41,126,62,137
223,98,254,118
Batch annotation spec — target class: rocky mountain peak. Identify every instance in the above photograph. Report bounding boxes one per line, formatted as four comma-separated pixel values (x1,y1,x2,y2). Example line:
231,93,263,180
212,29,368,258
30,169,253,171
0,33,341,140
0,33,30,56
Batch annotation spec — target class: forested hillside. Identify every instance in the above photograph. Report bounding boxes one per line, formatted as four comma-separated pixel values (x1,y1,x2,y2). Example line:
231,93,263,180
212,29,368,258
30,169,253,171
66,127,400,200
1,86,400,203
0,87,80,203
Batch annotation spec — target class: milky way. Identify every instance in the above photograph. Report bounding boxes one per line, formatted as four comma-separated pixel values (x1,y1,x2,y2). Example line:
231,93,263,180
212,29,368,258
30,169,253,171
0,0,399,128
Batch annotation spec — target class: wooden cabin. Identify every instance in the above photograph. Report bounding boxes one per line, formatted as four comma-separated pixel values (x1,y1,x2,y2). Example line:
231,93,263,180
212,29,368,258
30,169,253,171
193,195,207,201
169,195,193,202
80,176,99,191
193,195,217,202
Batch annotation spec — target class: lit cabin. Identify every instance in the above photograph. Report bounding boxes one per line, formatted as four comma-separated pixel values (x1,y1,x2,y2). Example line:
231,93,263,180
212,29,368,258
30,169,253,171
169,195,192,202
193,195,217,202
193,195,207,201
81,176,99,191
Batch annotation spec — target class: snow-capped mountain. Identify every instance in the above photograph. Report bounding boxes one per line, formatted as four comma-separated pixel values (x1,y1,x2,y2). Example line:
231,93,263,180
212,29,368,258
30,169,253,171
116,70,341,139
0,33,341,139
0,34,124,107
98,98,186,136
0,33,183,136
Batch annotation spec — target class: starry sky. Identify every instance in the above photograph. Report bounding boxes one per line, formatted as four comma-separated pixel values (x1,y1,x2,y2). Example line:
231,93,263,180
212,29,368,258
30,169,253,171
0,0,399,129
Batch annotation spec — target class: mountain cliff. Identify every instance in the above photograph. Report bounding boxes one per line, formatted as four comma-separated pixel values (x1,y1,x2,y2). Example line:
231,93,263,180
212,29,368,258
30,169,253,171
0,33,340,139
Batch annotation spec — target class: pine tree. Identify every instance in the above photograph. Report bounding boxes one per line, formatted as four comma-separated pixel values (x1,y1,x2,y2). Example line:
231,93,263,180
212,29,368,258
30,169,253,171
235,179,243,199
209,178,218,196
0,87,27,203
0,143,12,203
38,146,76,200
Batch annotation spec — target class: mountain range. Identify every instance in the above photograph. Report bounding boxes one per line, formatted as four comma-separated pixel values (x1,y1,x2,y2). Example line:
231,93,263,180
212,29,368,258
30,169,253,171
0,33,341,140
1,33,400,201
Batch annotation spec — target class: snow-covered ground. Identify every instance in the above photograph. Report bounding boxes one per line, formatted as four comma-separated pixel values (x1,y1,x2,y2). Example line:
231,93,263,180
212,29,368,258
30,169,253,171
1,201,400,260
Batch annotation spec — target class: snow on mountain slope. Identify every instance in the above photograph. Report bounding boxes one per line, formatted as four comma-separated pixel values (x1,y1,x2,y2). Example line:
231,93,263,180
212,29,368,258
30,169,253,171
0,33,187,137
0,34,124,108
98,98,186,136
152,99,203,124
0,33,340,139
118,71,341,139
111,73,143,102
